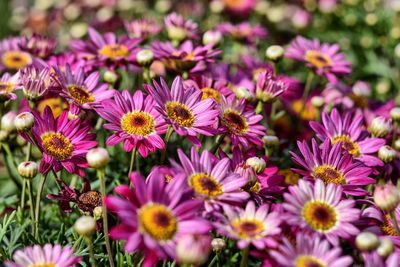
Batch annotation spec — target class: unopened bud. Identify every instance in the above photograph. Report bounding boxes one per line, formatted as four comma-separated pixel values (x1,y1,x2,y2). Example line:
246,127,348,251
246,157,266,174
377,238,394,258
17,161,38,179
355,232,379,252
14,112,35,132
1,112,17,132
74,216,97,236
167,26,186,42
235,86,253,100
203,30,222,46
262,135,279,147
374,183,400,212
211,238,226,251
378,146,397,163
311,96,325,108
136,49,154,66
390,107,400,122
103,71,118,84
369,117,392,137
86,148,110,169
176,234,211,265
93,206,103,221
266,45,284,61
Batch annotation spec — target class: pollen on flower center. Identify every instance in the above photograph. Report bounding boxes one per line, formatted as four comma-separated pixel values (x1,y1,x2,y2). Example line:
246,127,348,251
165,101,195,127
41,132,73,160
0,82,13,94
295,255,326,267
302,201,337,232
2,50,32,69
222,109,249,135
121,111,155,136
332,135,360,157
231,218,264,239
29,263,56,267
67,84,95,104
189,173,223,197
312,164,345,185
139,203,177,241
380,214,397,236
99,44,129,59
304,50,333,69
201,87,221,102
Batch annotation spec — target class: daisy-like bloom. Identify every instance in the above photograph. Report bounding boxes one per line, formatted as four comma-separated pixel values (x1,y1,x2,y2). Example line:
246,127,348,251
219,96,266,147
172,147,249,210
310,108,386,166
270,233,353,267
256,70,288,103
361,251,400,267
20,66,52,101
222,0,256,16
70,27,142,69
187,75,234,103
291,139,374,195
47,53,87,73
283,179,360,245
285,36,351,83
145,76,219,146
0,37,33,71
164,12,199,42
0,72,20,102
5,244,81,267
214,201,281,249
20,107,97,176
55,65,114,110
96,90,167,157
151,40,220,73
21,34,57,59
124,18,162,39
218,22,267,44
106,171,211,266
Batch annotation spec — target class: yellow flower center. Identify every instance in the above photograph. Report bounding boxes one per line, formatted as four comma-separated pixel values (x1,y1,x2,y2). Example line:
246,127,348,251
29,263,56,267
2,50,32,69
279,169,300,185
41,132,73,160
201,87,221,102
223,0,248,9
295,255,326,267
0,82,13,94
380,214,397,236
37,97,68,118
189,173,223,197
312,164,345,185
99,44,129,59
222,109,248,135
231,218,265,239
121,111,155,137
302,201,337,232
332,135,360,157
165,101,195,128
292,100,317,121
304,50,333,69
249,181,261,193
139,203,177,241
67,85,94,105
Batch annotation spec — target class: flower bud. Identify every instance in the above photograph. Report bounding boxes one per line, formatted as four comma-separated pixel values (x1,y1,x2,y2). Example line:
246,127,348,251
311,96,325,108
93,206,103,221
17,161,38,179
355,232,380,252
14,112,35,132
176,234,211,265
378,146,397,164
390,107,400,123
352,81,371,97
377,238,394,258
0,129,9,141
86,148,110,169
203,30,222,46
374,183,400,212
262,135,279,147
103,70,118,84
234,86,254,101
74,215,97,236
394,139,400,151
369,117,392,137
1,112,17,132
136,49,154,66
211,238,226,252
246,157,266,174
265,45,284,61
167,26,186,42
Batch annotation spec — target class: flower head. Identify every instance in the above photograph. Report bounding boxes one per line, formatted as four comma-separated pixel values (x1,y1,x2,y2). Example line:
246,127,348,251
218,22,266,44
256,70,288,103
0,72,20,102
164,12,199,41
0,37,33,71
20,66,52,101
124,18,161,39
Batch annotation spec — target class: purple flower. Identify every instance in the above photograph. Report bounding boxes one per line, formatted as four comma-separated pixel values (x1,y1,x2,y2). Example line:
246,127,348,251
0,37,33,71
218,22,267,44
20,66,53,101
164,12,199,41
0,72,20,102
256,70,288,103
124,18,162,39
20,34,57,59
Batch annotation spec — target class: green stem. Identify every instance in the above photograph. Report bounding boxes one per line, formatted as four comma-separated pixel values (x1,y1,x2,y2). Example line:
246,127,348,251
208,254,218,267
34,174,47,239
128,148,137,175
255,101,264,114
20,179,26,211
143,67,151,84
85,236,97,267
211,134,226,154
25,142,32,161
98,169,115,267
390,211,400,236
299,72,314,116
240,246,250,267
72,235,83,251
160,126,173,164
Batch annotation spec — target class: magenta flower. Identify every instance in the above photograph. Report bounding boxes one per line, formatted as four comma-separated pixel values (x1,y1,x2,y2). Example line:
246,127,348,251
0,72,20,102
21,34,57,59
0,37,34,71
222,0,256,16
310,108,386,166
172,147,249,210
47,53,87,73
106,172,211,265
187,75,234,104
218,22,267,44
20,66,52,101
5,244,81,267
145,76,219,146
164,12,199,41
20,107,97,176
291,139,374,195
70,27,142,69
96,90,167,157
219,96,265,147
256,70,288,102
124,18,162,39
214,201,281,249
55,65,114,110
283,179,360,245
285,36,351,83
270,233,353,267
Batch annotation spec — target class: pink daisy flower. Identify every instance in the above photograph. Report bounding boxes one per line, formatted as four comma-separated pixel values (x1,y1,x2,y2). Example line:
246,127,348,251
291,138,374,196
214,201,281,249
5,244,81,267
96,90,167,157
124,18,162,39
270,233,353,267
0,72,20,102
164,12,199,41
310,108,386,166
283,179,360,245
218,22,267,44
0,37,34,71
256,70,288,103
106,172,211,266
285,36,351,83
145,76,219,146
20,107,97,176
